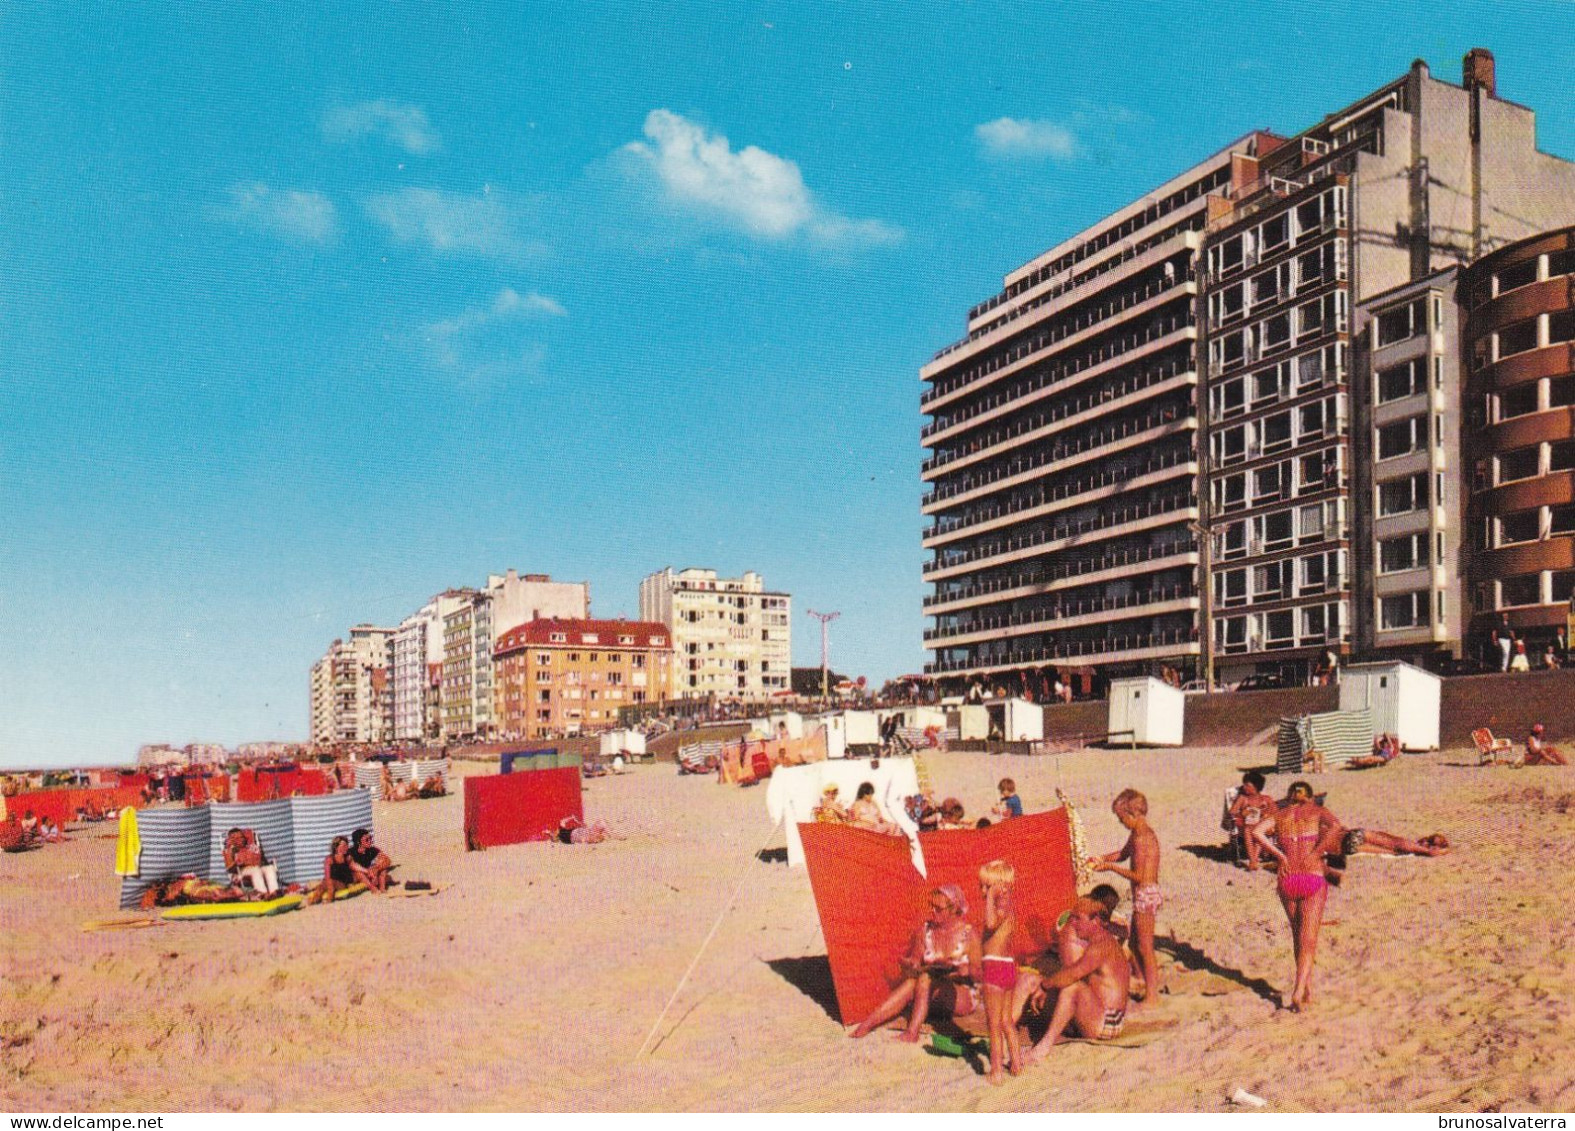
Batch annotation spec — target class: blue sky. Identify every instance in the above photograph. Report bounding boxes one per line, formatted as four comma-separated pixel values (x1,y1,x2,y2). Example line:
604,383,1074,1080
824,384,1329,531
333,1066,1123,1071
4,2,1573,765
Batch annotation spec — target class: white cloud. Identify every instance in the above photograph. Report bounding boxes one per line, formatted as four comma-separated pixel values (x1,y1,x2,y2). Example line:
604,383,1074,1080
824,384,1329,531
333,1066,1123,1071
322,100,440,154
365,187,539,260
427,287,566,339
974,117,1080,160
222,182,338,242
620,109,900,246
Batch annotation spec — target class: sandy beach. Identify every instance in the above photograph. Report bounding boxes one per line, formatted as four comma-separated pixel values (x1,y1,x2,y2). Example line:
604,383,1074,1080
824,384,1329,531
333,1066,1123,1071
2,745,1572,1113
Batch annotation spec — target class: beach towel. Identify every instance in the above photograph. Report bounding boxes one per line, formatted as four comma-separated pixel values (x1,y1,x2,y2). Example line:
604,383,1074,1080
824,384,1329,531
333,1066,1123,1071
800,807,1077,1025
115,805,142,877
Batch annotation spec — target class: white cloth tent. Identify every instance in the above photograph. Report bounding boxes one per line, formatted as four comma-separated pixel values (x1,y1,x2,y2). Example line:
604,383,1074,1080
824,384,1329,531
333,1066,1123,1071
765,758,922,870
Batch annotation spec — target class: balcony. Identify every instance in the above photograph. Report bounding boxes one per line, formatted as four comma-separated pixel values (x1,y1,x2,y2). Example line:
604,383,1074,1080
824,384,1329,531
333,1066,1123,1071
923,493,1197,579
924,542,1197,612
923,627,1199,675
925,583,1197,644
924,408,1194,510
925,448,1194,545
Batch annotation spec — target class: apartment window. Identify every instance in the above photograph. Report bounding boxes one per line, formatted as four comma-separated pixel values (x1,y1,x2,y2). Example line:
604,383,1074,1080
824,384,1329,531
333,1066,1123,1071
1299,451,1328,490
1298,400,1326,440
538,690,551,703
1549,310,1575,347
1376,300,1425,347
1296,246,1324,290
1549,375,1575,408
1262,213,1289,252
1496,258,1539,295
1497,319,1538,358
1551,441,1575,472
1295,196,1324,237
1219,474,1247,512
1498,447,1540,484
1500,574,1542,608
1212,378,1246,419
1216,616,1247,650
1297,298,1323,338
1378,473,1428,516
1221,522,1248,559
1254,463,1284,503
1217,569,1248,607
1549,249,1575,278
1301,605,1327,641
1217,425,1247,463
1219,235,1244,274
618,635,634,645
1295,349,1325,390
1263,510,1294,549
1498,382,1539,420
1377,359,1424,403
1253,365,1285,404
1381,591,1427,629
1380,533,1428,573
1377,417,1423,460
1499,511,1541,545
1300,553,1327,594
1262,412,1292,452
1254,561,1289,599
1265,610,1295,646
1551,505,1575,536
536,653,551,665
1250,268,1280,307
1264,313,1292,351
1297,503,1326,541
549,633,567,643
1553,570,1575,604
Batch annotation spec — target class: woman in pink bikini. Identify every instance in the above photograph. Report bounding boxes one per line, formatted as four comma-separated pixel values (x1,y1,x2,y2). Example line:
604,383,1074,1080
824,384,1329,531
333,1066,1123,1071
1251,781,1342,1012
850,884,981,1042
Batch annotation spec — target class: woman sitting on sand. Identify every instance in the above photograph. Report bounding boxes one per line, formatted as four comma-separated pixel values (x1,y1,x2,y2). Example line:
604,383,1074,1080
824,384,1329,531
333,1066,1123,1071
310,836,359,904
1252,781,1342,1013
850,884,981,1042
847,782,901,836
348,828,393,893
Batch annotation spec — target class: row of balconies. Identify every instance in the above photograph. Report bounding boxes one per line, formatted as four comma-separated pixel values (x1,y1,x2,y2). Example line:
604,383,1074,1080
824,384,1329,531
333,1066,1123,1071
924,626,1198,674
928,269,1193,400
927,447,1192,540
924,310,1191,429
924,492,1194,577
924,583,1196,641
923,541,1196,609
925,406,1191,506
922,363,1191,476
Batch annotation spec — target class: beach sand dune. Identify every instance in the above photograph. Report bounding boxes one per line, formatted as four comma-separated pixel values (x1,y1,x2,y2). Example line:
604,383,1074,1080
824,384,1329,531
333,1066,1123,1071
2,748,1572,1112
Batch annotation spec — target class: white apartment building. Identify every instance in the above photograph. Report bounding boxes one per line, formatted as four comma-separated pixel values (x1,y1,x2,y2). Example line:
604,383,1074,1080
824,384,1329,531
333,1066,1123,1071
308,624,396,744
392,590,469,742
639,568,791,700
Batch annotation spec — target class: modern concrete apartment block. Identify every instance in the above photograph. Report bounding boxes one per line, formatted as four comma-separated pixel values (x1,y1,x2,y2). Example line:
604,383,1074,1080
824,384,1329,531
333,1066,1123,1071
1354,270,1466,664
1461,224,1575,654
919,135,1274,687
639,567,792,699
1198,51,1575,685
309,624,396,744
440,590,493,742
392,589,468,742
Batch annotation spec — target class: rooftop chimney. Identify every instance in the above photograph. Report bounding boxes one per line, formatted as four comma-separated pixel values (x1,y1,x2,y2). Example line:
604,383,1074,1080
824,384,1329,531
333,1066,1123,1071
1463,48,1496,97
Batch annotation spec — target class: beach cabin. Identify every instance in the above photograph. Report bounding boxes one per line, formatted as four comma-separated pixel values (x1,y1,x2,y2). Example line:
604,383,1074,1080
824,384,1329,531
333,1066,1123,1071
818,714,848,760
902,705,948,731
1338,661,1441,751
986,698,1044,742
598,729,646,759
768,712,805,740
953,704,990,741
1106,677,1185,747
843,711,881,747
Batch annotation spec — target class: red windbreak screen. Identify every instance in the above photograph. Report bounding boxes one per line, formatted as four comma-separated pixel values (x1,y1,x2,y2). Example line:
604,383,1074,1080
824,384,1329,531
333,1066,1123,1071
799,807,1076,1025
463,766,584,850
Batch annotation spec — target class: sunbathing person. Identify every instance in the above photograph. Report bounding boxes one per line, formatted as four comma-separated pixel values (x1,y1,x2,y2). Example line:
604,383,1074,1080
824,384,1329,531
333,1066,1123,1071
223,828,281,897
310,836,359,903
1021,897,1133,1063
140,875,247,909
847,782,901,835
813,785,847,823
1339,828,1449,857
1349,734,1400,770
850,884,981,1042
1525,724,1567,766
417,775,446,798
349,828,393,893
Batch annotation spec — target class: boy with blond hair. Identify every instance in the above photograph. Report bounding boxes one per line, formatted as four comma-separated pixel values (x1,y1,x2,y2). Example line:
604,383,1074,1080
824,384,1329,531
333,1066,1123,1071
1092,788,1163,1004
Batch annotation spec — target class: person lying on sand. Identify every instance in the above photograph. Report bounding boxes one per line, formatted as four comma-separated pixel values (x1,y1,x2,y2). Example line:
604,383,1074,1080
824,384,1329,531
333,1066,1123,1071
1020,898,1132,1064
1348,734,1400,770
139,875,247,909
1338,829,1449,857
850,884,981,1042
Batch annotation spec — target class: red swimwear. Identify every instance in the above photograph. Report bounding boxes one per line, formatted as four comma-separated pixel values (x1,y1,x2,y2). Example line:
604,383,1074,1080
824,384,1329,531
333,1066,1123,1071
1277,871,1327,899
980,955,1018,991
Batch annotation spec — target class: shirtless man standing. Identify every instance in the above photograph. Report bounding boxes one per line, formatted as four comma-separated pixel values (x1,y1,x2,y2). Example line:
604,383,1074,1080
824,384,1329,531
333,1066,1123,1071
1021,898,1132,1064
1092,788,1163,1003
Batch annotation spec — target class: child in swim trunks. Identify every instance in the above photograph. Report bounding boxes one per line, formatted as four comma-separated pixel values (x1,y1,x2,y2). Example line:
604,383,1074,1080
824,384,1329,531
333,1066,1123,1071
1092,789,1163,1004
978,859,1021,1085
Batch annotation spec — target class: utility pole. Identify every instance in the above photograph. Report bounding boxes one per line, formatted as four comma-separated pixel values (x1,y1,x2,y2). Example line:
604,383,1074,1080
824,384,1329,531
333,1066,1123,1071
806,609,840,705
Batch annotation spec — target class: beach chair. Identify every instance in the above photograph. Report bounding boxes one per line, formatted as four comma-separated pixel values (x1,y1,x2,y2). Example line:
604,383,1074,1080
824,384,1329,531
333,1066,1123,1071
1220,786,1244,863
1472,728,1518,766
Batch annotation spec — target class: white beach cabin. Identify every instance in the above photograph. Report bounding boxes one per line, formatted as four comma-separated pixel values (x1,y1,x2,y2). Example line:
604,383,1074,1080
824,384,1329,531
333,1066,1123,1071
1338,661,1441,751
1106,677,1185,747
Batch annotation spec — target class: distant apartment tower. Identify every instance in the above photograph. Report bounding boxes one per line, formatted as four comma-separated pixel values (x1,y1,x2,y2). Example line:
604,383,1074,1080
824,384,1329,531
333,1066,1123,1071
441,591,492,741
494,618,674,737
1198,52,1575,684
1460,225,1575,654
920,136,1268,687
392,590,469,743
639,568,791,699
308,625,396,744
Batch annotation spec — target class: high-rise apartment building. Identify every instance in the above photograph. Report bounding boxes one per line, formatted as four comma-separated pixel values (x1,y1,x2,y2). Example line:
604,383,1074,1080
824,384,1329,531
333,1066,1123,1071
920,136,1268,685
392,590,468,742
493,618,674,737
441,591,493,741
923,49,1575,691
1198,52,1575,684
308,625,396,744
639,568,791,699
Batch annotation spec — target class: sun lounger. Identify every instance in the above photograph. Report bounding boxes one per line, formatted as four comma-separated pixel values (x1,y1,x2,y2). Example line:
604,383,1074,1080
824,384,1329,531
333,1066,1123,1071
1472,728,1519,766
